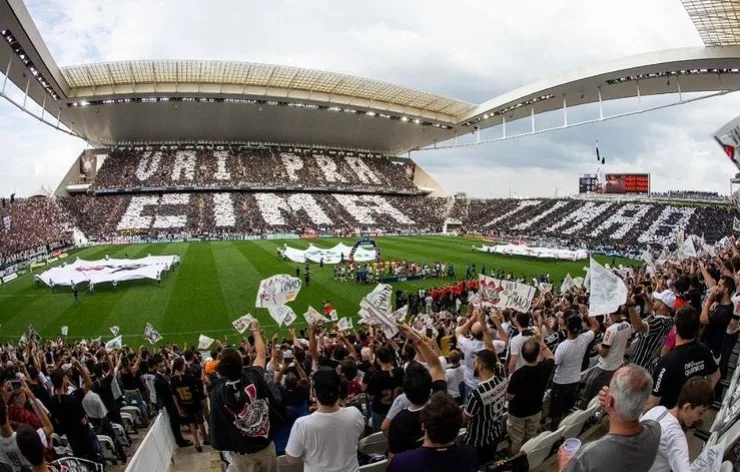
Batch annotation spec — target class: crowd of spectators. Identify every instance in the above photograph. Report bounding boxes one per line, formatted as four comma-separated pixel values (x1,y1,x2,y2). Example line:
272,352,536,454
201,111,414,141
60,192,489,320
90,148,420,195
651,190,728,203
0,198,72,269
462,198,734,249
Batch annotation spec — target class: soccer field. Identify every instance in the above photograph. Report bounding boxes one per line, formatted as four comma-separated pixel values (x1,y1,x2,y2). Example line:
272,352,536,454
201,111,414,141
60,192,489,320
0,236,638,346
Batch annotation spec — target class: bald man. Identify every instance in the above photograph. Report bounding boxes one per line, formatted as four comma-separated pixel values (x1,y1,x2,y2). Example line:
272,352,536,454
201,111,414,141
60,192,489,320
456,316,486,399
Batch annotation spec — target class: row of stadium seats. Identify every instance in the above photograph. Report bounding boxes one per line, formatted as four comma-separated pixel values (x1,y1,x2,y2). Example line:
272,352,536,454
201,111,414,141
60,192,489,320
90,148,420,194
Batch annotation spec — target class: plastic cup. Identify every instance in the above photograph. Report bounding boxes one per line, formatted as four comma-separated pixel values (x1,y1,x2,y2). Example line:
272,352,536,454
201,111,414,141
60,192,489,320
558,438,582,471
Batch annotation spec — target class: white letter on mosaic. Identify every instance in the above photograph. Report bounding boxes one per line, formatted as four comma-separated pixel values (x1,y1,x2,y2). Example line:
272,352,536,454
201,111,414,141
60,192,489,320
546,202,612,235
135,152,162,181
171,151,196,181
484,200,541,228
254,193,332,226
637,206,696,245
345,157,381,184
589,203,651,240
116,195,159,230
213,193,236,227
214,151,231,181
281,153,303,182
333,194,413,225
153,194,190,228
315,155,348,183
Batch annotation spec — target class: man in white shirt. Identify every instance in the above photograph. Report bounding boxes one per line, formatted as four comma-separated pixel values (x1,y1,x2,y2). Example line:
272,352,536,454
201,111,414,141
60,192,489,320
507,312,533,375
578,310,632,407
286,367,365,472
445,351,465,404
549,314,599,429
455,314,486,399
640,377,714,472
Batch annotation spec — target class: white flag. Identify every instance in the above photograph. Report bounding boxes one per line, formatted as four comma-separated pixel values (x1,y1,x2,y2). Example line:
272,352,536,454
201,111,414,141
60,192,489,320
255,274,302,308
143,323,163,344
109,326,120,336
337,317,353,331
232,314,256,334
572,276,585,288
588,257,628,316
267,305,295,326
677,237,698,260
391,305,408,322
91,336,101,343
303,306,328,326
60,326,68,336
105,335,122,351
560,273,573,293
329,309,338,322
642,250,657,275
734,217,740,232
198,334,215,350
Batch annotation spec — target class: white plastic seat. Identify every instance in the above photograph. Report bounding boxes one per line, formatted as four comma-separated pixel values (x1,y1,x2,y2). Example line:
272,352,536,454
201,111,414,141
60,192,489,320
97,435,118,464
359,459,389,472
121,406,143,426
358,431,388,456
560,409,591,440
521,427,564,470
276,455,304,472
119,412,136,434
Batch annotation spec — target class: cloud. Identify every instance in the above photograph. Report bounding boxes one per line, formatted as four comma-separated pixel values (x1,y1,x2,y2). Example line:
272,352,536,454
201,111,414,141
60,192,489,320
0,0,735,197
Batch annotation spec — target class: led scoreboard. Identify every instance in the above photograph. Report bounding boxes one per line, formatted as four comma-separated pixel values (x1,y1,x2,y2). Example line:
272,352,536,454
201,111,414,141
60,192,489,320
578,173,650,194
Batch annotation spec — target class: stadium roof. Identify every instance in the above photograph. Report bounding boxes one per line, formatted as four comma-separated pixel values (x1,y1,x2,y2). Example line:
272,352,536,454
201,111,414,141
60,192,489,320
60,60,475,119
682,0,740,47
2,0,740,153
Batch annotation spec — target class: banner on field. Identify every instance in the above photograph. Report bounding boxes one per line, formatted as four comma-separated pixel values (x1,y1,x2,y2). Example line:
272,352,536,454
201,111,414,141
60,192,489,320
198,334,215,350
478,275,537,313
255,274,302,308
267,305,296,327
232,314,256,334
143,323,162,344
588,257,628,316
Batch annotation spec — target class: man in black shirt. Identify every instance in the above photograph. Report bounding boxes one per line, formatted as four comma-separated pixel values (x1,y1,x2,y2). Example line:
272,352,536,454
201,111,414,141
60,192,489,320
363,346,404,432
152,355,191,448
506,333,554,454
648,306,720,410
171,357,208,452
209,321,282,471
48,360,102,465
700,275,737,364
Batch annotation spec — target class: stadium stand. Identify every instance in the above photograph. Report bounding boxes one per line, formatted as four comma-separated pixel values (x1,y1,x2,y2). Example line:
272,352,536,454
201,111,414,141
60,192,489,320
90,148,420,195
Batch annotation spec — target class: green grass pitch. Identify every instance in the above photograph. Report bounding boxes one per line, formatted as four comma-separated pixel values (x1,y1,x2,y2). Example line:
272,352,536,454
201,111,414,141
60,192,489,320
0,236,639,347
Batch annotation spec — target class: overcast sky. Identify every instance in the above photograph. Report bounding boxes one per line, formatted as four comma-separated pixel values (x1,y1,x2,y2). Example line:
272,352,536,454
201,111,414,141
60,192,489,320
2,0,739,197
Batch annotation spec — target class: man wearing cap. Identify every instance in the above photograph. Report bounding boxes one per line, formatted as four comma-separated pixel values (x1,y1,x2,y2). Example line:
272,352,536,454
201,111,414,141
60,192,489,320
628,289,676,374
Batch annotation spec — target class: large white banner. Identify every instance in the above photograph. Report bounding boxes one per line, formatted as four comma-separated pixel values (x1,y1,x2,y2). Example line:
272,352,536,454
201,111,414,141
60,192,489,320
478,275,537,313
280,242,377,264
475,243,588,261
37,255,179,287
